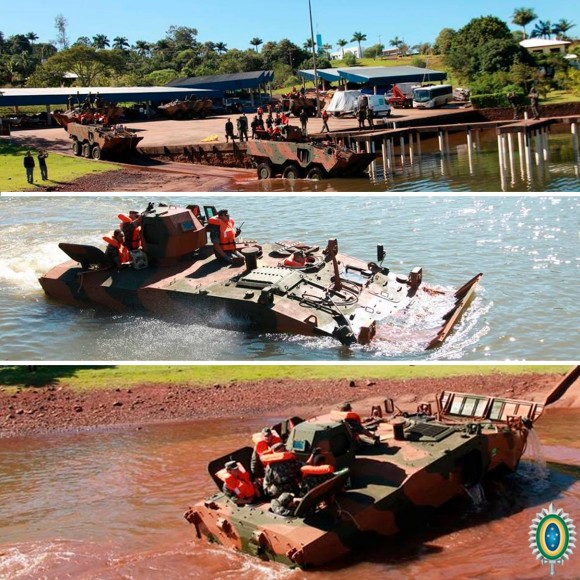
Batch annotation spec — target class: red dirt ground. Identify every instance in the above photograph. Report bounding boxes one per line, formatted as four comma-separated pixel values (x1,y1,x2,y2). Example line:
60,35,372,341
1,371,577,438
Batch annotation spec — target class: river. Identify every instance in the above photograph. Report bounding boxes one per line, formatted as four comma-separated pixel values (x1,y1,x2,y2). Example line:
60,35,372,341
0,194,578,361
0,406,578,579
233,128,580,193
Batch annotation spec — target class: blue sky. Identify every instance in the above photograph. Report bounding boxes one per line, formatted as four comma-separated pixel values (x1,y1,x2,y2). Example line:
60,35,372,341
3,0,578,52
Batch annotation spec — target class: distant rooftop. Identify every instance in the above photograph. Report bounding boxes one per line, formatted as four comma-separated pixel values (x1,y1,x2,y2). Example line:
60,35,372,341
520,38,571,48
298,65,446,85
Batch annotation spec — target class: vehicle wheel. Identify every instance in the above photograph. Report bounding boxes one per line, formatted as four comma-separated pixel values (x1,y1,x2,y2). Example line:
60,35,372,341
72,139,81,156
306,167,325,180
282,164,301,179
256,162,273,179
88,131,95,144
91,144,101,160
82,142,91,158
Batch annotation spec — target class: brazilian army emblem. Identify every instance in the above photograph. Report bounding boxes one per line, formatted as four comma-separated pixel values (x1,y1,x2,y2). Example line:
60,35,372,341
529,503,576,575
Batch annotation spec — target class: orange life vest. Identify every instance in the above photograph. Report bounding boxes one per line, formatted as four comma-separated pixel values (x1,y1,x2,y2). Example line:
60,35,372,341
103,236,130,264
261,451,296,465
283,255,314,268
301,464,335,476
252,430,282,458
118,214,141,250
330,410,363,424
208,215,237,252
215,465,255,500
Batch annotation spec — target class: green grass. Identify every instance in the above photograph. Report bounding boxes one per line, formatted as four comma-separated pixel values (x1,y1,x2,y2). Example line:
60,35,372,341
0,365,569,392
0,141,120,191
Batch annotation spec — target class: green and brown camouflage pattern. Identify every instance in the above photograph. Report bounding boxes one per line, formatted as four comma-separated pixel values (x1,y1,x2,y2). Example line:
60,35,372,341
157,98,213,119
280,96,325,117
52,106,124,128
184,387,550,568
65,122,143,160
246,139,376,179
39,202,482,347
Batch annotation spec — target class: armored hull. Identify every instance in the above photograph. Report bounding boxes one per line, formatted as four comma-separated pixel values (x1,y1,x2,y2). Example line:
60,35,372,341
64,122,143,160
185,387,551,568
157,98,213,119
52,106,124,128
39,202,481,348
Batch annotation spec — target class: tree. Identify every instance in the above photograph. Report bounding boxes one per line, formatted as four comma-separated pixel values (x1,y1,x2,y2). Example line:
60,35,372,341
351,32,366,57
552,19,576,40
389,36,403,51
133,40,151,57
54,14,69,50
363,43,384,59
112,36,129,51
37,45,125,86
511,8,537,39
336,39,348,58
26,32,38,46
414,42,432,55
433,28,456,55
92,34,110,50
215,42,227,54
531,20,552,39
250,37,263,53
165,26,198,51
303,38,315,50
444,16,526,82
74,36,92,47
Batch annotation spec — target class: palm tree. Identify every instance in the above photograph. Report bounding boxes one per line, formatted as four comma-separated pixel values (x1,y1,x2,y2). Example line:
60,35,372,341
304,38,315,50
26,32,38,48
134,40,151,57
112,36,129,51
552,19,576,40
531,20,552,39
215,42,227,54
337,38,348,58
511,7,537,39
351,32,366,57
322,43,332,58
92,34,110,50
250,37,263,53
389,36,403,51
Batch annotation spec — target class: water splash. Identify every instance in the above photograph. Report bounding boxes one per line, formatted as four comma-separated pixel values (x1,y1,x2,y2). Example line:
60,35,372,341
465,483,486,508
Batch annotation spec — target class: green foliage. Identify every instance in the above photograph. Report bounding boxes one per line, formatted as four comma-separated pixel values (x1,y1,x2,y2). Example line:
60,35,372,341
343,52,358,66
470,93,511,108
272,62,294,88
411,56,427,68
444,15,531,83
142,69,179,86
433,27,456,55
364,43,385,58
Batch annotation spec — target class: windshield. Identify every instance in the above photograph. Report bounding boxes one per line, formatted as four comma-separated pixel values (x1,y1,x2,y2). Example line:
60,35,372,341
413,89,431,102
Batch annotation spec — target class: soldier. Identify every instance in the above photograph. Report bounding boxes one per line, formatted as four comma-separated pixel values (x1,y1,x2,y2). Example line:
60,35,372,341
207,209,243,264
37,150,48,181
250,115,260,139
366,106,375,130
262,443,302,499
299,108,309,136
332,402,380,447
507,91,522,120
216,460,257,505
321,109,330,133
528,86,540,120
270,492,299,516
357,107,366,130
224,118,235,142
237,113,249,142
300,453,335,494
251,427,282,478
104,229,131,270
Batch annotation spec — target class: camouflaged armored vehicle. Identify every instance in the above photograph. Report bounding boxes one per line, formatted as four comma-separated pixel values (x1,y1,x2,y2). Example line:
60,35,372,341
280,95,325,117
157,97,213,119
53,106,124,128
247,136,376,180
64,122,143,160
185,368,580,568
39,201,481,348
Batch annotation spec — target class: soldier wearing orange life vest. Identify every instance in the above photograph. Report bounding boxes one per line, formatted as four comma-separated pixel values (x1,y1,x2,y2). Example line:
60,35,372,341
331,402,380,447
216,460,257,504
207,209,243,264
251,427,283,478
262,443,301,499
104,229,131,269
118,210,142,251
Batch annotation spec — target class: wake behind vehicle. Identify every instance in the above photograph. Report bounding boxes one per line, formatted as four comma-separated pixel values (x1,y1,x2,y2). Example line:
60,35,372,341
39,202,481,349
184,368,579,568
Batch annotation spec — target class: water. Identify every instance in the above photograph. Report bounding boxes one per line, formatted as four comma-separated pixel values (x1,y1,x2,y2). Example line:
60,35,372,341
0,407,578,579
234,129,580,193
0,195,578,361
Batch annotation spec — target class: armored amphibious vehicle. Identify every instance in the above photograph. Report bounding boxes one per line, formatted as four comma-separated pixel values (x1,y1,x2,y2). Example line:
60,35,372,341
64,122,143,160
39,202,481,348
185,367,580,568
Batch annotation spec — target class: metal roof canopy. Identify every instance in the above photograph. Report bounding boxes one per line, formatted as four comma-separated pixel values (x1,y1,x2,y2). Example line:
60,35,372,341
298,66,447,86
168,70,274,91
0,86,214,107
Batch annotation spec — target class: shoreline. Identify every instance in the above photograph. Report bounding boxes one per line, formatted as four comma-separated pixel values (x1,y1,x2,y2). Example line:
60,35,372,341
1,371,576,439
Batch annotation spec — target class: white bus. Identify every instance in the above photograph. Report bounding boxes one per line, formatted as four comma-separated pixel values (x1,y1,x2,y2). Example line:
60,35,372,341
412,84,453,109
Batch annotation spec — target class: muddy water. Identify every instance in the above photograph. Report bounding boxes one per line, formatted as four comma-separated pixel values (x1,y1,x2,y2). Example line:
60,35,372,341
1,408,578,579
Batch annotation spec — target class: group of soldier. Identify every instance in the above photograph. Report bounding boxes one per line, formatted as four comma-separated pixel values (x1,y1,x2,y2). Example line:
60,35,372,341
225,107,293,142
104,210,142,269
216,402,381,517
507,86,541,121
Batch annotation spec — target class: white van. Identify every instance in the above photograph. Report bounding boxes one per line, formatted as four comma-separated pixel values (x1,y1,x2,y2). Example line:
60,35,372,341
326,90,391,117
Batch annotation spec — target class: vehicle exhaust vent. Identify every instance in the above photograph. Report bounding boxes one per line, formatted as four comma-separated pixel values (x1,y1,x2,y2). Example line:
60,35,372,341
407,422,456,442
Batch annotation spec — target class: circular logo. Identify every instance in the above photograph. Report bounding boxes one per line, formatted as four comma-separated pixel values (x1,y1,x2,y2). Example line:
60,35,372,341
530,503,576,575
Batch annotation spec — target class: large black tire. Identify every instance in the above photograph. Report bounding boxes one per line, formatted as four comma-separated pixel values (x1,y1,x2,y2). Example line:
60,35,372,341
306,167,325,180
91,144,102,160
72,139,81,156
88,131,95,144
282,164,301,180
256,162,273,180
82,142,91,158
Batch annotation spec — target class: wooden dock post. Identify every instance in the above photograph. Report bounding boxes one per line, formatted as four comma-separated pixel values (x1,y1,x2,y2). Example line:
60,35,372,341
409,132,414,165
507,133,515,182
438,129,444,155
534,129,542,166
517,130,525,178
572,122,580,173
381,138,388,179
400,135,406,166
